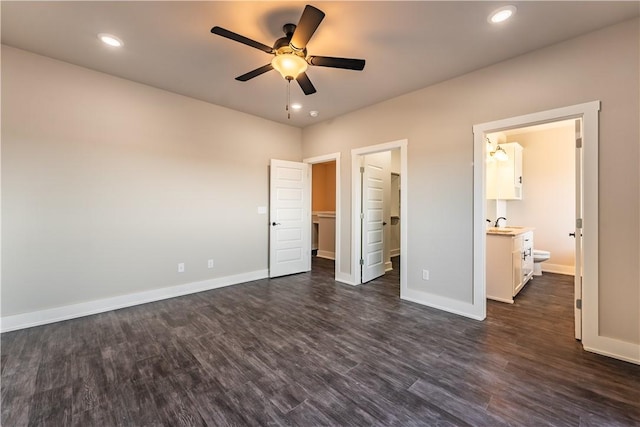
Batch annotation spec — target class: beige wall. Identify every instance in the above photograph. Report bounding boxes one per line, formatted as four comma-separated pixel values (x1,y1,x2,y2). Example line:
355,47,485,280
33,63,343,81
311,161,336,212
506,124,576,271
1,46,302,317
301,19,639,344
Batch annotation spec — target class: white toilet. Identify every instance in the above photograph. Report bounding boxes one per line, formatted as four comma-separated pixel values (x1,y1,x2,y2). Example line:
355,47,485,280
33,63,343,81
533,249,551,276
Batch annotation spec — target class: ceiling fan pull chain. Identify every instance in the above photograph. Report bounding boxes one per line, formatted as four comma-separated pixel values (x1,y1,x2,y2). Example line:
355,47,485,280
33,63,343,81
286,76,292,119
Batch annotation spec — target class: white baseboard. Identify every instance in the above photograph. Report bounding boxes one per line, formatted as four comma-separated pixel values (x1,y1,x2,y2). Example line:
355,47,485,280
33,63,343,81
316,250,335,260
390,248,401,257
0,269,268,333
542,263,575,276
401,288,485,321
583,337,640,365
487,295,515,304
335,272,358,286
385,261,393,272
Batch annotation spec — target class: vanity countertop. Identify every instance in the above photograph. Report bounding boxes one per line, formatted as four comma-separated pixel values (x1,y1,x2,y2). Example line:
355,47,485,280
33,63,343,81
486,226,534,236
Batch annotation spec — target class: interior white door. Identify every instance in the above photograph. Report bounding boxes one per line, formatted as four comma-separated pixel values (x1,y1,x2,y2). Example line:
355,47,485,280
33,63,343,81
361,153,388,283
269,159,311,278
574,119,583,340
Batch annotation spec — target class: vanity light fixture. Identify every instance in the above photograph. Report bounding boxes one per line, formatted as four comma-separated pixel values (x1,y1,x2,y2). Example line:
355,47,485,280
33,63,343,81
290,103,302,111
488,5,517,24
98,33,123,47
492,145,509,161
487,137,509,161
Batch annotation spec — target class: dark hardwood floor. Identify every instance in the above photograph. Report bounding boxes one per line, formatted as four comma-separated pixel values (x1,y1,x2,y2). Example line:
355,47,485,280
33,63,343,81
2,257,639,426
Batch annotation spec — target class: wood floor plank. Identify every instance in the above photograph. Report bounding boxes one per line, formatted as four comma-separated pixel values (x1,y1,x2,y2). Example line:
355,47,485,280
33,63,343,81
2,256,639,426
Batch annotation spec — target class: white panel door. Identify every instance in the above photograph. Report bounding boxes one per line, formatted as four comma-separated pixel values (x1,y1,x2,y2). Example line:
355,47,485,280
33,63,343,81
269,159,311,278
361,154,387,283
574,119,583,340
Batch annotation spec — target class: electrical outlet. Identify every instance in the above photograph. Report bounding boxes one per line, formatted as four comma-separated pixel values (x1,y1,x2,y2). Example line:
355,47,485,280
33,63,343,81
207,259,214,269
422,269,429,280
178,263,185,273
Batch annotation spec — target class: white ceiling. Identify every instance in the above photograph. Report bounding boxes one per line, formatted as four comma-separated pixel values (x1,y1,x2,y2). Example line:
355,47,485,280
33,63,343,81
2,1,638,128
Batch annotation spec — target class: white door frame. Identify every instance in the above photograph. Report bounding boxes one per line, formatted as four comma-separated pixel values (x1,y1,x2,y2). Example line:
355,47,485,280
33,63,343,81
473,101,637,364
351,140,408,293
303,152,341,281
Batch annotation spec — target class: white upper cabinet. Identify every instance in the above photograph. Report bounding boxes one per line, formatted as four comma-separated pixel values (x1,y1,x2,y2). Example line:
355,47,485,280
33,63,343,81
487,142,523,200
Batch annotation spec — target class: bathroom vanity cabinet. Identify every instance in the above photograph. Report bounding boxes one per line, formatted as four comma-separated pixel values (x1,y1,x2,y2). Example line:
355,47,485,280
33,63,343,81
486,228,534,303
486,142,523,200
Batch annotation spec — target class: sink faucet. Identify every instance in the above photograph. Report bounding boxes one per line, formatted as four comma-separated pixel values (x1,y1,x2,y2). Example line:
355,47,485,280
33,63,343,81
495,217,507,227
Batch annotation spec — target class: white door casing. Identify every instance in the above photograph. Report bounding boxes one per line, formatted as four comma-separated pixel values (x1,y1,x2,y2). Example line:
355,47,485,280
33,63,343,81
351,140,408,291
574,119,583,340
269,159,311,278
303,152,342,282
473,102,640,365
361,152,389,283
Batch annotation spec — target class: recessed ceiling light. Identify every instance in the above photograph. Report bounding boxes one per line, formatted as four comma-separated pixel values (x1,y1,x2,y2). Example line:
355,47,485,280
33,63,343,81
309,110,319,117
291,103,302,111
488,5,517,24
98,33,123,47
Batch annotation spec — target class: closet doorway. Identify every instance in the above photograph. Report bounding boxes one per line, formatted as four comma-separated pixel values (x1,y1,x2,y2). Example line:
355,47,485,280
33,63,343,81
304,153,341,280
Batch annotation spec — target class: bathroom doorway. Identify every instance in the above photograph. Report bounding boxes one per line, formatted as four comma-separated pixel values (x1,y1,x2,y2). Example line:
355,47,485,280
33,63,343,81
473,101,600,342
484,120,577,313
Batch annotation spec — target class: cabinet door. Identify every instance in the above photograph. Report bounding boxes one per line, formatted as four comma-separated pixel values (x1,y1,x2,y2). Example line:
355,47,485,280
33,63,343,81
512,249,523,296
489,143,523,200
522,231,534,283
512,144,523,199
512,235,524,296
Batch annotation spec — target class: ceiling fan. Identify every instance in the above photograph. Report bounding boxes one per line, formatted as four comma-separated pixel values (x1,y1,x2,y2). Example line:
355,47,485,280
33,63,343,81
210,4,366,96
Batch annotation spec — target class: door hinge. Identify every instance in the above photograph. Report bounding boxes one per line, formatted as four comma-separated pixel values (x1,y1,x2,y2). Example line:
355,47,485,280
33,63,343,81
360,167,365,174
576,299,582,309
576,137,583,148
360,212,364,219
576,218,583,229
359,259,364,266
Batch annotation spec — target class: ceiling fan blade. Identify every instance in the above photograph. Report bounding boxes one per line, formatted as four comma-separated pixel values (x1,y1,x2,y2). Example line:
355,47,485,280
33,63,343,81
308,56,366,71
296,72,317,95
236,64,274,81
290,5,325,51
211,26,274,54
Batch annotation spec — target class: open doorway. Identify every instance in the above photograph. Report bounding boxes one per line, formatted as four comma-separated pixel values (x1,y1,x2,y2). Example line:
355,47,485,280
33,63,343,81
311,161,336,259
351,140,408,297
473,101,600,342
484,119,578,323
303,153,341,280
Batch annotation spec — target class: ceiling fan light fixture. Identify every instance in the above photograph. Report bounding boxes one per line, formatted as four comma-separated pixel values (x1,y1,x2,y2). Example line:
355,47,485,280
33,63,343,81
271,54,308,80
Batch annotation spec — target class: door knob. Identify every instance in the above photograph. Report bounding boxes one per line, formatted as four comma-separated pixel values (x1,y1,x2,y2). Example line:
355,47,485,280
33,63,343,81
383,221,388,226
272,222,281,226
569,232,576,237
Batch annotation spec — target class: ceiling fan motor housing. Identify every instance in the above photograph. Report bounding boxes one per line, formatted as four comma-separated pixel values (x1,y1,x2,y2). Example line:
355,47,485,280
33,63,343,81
274,24,307,58
211,4,364,96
